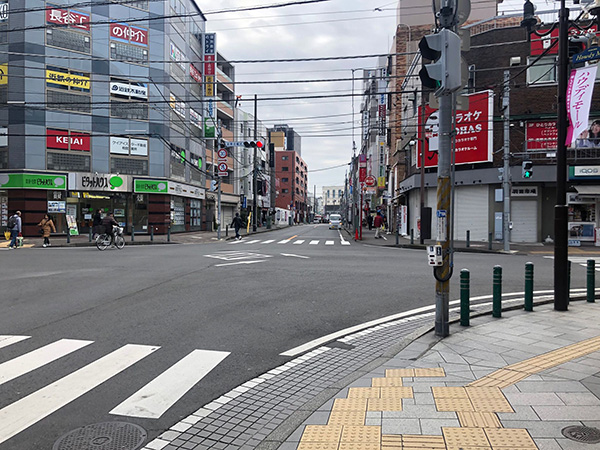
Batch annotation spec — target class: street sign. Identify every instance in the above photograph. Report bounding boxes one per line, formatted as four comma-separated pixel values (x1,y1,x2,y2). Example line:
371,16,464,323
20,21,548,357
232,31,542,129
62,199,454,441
359,167,366,182
217,148,227,158
572,46,600,65
224,142,248,147
218,162,228,172
364,175,376,187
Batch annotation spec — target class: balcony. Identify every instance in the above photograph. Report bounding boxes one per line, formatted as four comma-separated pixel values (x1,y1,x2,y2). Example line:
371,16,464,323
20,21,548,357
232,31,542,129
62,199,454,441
217,67,234,93
217,96,234,119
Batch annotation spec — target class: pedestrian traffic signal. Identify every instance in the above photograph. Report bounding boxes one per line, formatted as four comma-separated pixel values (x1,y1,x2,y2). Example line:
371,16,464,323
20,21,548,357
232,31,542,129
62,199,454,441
418,29,462,96
522,161,533,178
244,141,264,148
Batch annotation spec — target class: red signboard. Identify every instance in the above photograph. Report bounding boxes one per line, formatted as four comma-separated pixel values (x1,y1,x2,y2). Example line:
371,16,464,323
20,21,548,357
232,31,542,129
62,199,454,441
365,175,376,187
530,25,597,56
417,90,493,168
46,8,90,31
47,129,90,151
526,120,558,150
204,54,215,76
190,64,202,83
110,22,148,46
359,167,366,182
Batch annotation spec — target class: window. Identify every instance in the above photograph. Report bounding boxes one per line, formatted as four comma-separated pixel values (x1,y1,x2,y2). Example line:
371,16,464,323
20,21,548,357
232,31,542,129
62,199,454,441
110,0,148,9
282,156,288,160
170,144,186,179
282,189,289,193
46,66,91,113
46,128,91,171
282,178,288,183
45,4,90,53
110,78,148,121
282,166,289,172
110,23,149,65
527,56,557,85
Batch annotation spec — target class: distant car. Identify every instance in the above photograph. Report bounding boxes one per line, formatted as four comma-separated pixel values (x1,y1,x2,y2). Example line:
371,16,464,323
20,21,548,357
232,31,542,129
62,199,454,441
313,215,322,224
328,214,342,229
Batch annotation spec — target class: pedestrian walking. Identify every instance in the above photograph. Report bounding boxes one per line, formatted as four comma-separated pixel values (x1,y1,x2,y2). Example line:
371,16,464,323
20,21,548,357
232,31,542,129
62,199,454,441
37,214,56,247
373,211,384,239
7,211,22,249
231,212,244,240
92,209,102,238
367,213,373,230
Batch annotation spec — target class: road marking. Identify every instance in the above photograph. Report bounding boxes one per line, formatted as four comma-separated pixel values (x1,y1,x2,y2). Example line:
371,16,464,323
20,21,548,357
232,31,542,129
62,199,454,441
278,235,297,244
215,260,264,267
338,230,351,246
281,253,310,259
110,349,230,419
341,241,351,246
325,241,334,246
0,344,158,445
293,240,305,245
261,240,275,244
0,339,93,387
205,251,272,261
228,239,244,245
0,336,30,350
309,240,319,245
243,239,261,245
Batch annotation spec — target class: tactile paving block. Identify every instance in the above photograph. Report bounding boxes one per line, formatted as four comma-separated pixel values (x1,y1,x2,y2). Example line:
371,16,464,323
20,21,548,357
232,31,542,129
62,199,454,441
339,443,381,450
348,387,381,398
332,398,368,412
301,425,343,443
367,398,404,411
340,425,381,443
402,434,446,448
446,447,492,450
297,442,340,450
435,397,474,412
465,387,505,399
484,428,537,449
386,368,415,377
382,434,403,445
372,377,404,387
380,386,414,398
443,427,490,448
432,386,468,399
470,396,514,413
328,410,366,426
457,411,502,428
414,368,446,377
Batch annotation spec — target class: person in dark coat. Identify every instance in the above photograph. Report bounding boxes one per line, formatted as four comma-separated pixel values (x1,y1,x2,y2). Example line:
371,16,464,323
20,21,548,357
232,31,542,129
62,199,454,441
92,209,103,237
37,214,56,247
101,212,119,246
231,212,244,240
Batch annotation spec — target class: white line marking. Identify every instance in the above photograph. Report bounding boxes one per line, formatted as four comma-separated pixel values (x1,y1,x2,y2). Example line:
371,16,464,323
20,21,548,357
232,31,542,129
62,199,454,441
243,240,261,245
325,241,334,246
278,239,291,244
281,253,310,259
0,344,158,445
0,339,93,386
341,241,351,246
110,349,230,419
228,239,244,245
309,240,319,245
293,240,305,245
0,336,30,350
261,240,275,244
215,260,264,267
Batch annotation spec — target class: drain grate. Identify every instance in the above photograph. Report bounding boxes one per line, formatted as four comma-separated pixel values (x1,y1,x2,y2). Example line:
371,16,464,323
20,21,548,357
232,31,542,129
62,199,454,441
53,422,147,450
562,426,600,444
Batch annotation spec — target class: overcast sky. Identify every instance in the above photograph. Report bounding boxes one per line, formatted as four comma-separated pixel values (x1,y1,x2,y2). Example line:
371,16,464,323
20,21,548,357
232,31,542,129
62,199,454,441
196,0,398,197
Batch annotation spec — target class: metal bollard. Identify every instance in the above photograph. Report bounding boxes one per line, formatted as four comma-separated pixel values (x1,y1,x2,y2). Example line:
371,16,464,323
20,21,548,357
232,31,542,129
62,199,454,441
225,225,229,237
466,230,470,248
588,259,596,303
89,228,92,243
410,228,414,245
524,262,534,312
396,225,399,246
493,265,502,318
67,232,70,244
488,232,493,250
460,269,470,327
167,226,171,242
131,229,134,242
150,226,154,242
567,260,572,305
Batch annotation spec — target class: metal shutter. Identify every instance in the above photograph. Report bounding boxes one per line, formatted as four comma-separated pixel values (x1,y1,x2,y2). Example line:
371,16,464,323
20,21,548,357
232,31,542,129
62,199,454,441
511,200,538,243
453,186,489,241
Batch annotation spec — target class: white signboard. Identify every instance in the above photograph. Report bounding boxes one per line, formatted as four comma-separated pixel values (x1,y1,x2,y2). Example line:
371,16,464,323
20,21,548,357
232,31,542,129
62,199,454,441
110,81,148,100
110,136,130,154
68,172,131,192
130,138,148,156
168,181,206,200
0,3,8,21
0,127,7,147
574,165,600,177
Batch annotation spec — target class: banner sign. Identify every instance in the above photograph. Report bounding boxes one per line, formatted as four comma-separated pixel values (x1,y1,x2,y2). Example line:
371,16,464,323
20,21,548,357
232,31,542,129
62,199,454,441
46,7,90,31
0,64,7,85
526,120,558,150
110,22,148,46
169,42,187,71
190,64,202,83
566,65,598,147
190,108,202,129
68,173,130,192
169,94,186,118
47,129,90,151
110,81,148,99
110,136,148,156
46,70,90,89
418,90,493,168
0,173,67,190
0,3,8,22
530,25,597,56
204,75,214,97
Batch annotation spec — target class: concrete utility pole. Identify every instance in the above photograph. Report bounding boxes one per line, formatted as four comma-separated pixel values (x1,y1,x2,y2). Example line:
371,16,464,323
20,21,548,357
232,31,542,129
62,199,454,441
252,94,258,232
502,70,511,252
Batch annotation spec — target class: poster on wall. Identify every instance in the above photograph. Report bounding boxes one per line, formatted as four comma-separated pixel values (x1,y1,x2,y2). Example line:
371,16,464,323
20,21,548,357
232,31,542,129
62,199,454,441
417,90,493,168
48,201,66,213
66,215,79,236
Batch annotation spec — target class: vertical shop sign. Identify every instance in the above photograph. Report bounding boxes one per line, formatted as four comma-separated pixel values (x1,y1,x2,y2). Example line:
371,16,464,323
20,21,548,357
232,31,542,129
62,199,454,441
203,33,216,138
566,65,598,146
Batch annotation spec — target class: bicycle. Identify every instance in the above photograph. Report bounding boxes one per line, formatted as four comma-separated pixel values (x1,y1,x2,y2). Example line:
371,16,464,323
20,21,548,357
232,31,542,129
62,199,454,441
95,226,125,251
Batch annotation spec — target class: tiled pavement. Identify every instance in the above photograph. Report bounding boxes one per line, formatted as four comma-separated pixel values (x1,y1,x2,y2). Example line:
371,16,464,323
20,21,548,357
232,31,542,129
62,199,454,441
141,298,600,450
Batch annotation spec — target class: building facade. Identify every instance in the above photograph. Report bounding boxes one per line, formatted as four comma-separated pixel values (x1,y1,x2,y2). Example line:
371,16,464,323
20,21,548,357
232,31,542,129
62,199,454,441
322,185,344,215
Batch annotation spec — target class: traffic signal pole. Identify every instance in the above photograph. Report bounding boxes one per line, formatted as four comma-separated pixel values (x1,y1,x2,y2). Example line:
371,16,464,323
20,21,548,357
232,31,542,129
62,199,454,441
253,94,258,232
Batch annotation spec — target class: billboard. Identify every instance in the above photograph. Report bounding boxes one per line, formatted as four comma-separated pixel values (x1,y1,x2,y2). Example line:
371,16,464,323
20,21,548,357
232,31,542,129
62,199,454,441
417,90,493,168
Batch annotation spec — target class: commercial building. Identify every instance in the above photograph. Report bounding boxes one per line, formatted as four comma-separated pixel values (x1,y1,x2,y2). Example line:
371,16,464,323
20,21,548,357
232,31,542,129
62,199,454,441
322,185,344,215
0,0,231,236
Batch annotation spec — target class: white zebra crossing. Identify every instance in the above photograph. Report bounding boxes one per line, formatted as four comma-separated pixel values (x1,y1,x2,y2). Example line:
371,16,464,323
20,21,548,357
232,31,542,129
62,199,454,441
229,238,350,246
325,241,334,245
293,240,305,245
0,335,30,350
544,255,600,271
309,240,319,245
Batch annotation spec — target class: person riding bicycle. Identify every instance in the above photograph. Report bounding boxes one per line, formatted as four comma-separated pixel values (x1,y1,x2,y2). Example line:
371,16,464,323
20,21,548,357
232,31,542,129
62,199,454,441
101,212,119,246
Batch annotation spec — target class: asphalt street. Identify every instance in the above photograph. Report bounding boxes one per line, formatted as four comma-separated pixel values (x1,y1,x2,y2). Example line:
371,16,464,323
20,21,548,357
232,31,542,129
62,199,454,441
0,224,583,449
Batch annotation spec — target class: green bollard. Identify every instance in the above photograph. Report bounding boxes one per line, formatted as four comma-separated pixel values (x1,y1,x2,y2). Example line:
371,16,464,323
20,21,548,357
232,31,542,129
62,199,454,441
150,226,154,242
567,260,571,305
66,232,70,244
588,259,596,303
524,262,534,312
488,232,493,250
493,265,502,318
167,226,171,242
131,229,134,242
410,228,414,245
460,269,470,327
88,228,92,243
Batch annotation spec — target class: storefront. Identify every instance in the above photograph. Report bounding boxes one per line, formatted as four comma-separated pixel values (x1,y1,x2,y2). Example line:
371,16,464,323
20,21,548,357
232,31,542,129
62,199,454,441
569,166,600,242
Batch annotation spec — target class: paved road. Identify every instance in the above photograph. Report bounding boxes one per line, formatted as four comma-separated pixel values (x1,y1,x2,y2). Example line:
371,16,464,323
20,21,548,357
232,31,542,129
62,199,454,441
0,224,590,449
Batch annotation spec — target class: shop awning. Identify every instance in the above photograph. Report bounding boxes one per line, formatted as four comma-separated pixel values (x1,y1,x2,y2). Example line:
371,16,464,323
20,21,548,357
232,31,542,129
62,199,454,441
574,186,600,196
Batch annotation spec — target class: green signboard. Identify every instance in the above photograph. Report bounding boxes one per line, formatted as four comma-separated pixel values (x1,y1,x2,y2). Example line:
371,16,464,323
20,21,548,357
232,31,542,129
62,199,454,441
0,173,67,189
134,179,168,193
204,118,216,138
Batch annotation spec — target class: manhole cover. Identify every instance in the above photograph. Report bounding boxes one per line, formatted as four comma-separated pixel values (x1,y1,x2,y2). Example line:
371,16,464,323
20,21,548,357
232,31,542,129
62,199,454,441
53,422,147,450
562,426,600,444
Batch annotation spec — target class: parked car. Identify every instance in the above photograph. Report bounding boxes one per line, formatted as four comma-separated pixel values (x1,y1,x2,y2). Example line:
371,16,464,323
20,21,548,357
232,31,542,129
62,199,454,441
328,214,342,229
313,215,322,224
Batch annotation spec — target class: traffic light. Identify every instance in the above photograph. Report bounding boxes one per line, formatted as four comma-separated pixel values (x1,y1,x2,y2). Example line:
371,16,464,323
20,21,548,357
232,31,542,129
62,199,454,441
244,141,264,148
418,29,462,96
522,161,533,178
210,179,219,191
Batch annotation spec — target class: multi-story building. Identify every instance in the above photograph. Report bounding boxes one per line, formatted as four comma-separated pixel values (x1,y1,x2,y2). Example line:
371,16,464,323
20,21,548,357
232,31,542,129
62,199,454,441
0,0,226,236
322,185,344,215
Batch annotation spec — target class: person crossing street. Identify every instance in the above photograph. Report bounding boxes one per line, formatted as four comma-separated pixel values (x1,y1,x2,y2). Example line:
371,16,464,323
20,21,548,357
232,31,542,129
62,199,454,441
231,212,244,240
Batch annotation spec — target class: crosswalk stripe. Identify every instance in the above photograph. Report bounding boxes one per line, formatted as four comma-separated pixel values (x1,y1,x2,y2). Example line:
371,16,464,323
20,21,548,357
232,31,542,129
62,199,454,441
0,344,158,445
0,339,93,387
261,240,275,244
278,239,291,244
228,240,244,245
325,241,334,246
309,240,319,245
110,349,230,419
293,240,305,245
243,239,260,244
341,240,351,246
0,336,30,350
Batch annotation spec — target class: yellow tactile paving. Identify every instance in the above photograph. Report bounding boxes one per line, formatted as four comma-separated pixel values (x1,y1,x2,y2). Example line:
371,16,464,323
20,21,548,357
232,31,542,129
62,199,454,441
484,428,537,449
327,410,366,426
340,425,381,443
348,387,380,398
470,396,514,413
301,425,343,443
332,398,368,412
432,387,468,399
464,387,505,399
367,398,404,411
386,368,416,377
414,368,446,377
380,387,414,398
442,427,490,448
339,443,381,450
382,434,403,449
445,447,492,450
434,397,474,412
457,411,502,428
297,442,340,450
402,434,446,448
372,377,404,387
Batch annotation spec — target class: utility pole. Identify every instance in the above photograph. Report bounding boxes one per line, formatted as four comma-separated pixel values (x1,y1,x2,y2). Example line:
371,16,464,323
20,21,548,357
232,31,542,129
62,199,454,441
252,94,258,232
502,70,511,252
270,141,276,221
217,119,222,240
420,83,427,245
